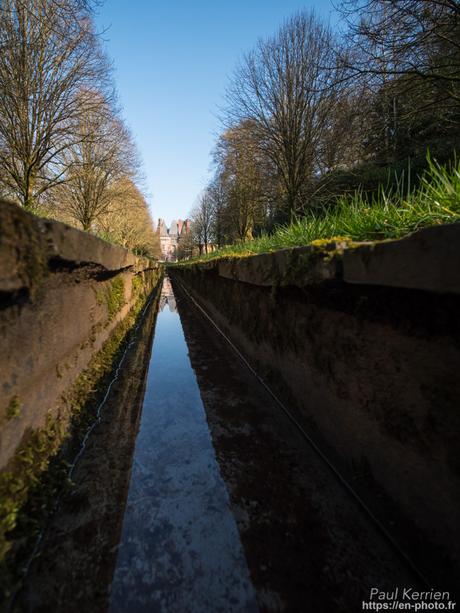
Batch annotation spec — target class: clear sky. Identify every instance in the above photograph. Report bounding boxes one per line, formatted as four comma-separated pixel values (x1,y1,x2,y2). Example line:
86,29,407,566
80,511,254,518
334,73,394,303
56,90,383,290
95,0,337,224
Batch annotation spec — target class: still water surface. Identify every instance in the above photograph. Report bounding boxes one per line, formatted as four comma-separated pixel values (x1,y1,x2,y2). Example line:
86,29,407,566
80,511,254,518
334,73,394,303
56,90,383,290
109,278,258,613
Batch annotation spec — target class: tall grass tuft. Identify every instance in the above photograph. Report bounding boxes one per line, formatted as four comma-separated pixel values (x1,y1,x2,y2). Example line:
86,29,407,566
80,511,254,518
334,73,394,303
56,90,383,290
183,156,460,262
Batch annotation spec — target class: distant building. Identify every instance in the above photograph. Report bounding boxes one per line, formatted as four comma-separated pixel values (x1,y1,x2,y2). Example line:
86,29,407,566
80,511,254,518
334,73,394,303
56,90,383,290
157,218,191,262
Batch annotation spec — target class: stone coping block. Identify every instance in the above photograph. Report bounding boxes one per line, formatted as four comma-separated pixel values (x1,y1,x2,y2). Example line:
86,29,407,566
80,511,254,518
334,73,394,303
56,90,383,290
0,200,156,296
217,242,346,287
343,223,460,294
39,216,138,270
179,224,460,294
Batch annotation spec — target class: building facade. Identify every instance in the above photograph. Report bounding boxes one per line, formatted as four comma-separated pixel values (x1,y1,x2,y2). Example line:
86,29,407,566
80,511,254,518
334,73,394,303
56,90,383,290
157,218,191,262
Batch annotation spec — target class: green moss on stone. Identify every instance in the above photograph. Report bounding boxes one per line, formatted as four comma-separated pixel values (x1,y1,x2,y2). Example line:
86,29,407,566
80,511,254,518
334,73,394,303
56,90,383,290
0,268,163,597
106,277,125,320
0,412,63,563
132,274,143,297
96,276,126,321
5,397,21,421
309,236,351,248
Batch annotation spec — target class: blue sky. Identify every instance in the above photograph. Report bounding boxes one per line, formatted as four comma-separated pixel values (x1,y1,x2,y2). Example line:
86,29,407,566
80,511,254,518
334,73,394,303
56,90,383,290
96,0,337,224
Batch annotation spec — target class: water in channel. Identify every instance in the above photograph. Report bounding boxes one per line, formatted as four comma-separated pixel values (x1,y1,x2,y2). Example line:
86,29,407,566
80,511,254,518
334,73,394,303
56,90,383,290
109,277,258,613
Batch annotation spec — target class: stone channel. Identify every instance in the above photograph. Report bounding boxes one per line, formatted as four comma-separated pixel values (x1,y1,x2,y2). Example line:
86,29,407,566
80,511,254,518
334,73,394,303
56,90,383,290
16,276,424,612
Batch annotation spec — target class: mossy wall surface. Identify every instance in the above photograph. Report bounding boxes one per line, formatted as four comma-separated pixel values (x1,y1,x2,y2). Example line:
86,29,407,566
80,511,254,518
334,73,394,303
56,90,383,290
170,243,460,583
15,280,162,610
0,200,163,579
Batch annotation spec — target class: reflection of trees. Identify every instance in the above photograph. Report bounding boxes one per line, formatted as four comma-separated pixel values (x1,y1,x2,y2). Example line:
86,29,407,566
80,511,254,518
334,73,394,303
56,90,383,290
159,278,177,312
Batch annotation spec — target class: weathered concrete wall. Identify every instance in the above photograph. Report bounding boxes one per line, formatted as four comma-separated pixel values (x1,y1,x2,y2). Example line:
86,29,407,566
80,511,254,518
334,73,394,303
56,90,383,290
171,224,460,582
0,200,162,471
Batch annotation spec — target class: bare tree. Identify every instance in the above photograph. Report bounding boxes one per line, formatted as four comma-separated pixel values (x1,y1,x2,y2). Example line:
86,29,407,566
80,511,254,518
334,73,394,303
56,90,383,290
97,177,161,257
315,88,368,173
225,11,345,220
207,174,228,248
213,121,267,241
190,192,214,254
54,93,140,230
0,0,110,208
338,0,460,108
176,229,195,260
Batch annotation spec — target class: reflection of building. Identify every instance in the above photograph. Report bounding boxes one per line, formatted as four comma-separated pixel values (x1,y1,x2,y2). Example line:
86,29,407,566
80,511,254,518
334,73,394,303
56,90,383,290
159,277,176,312
157,218,191,262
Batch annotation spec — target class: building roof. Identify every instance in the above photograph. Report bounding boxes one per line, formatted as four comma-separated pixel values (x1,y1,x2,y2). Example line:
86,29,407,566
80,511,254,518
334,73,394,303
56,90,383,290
170,220,178,236
157,218,168,237
157,218,190,237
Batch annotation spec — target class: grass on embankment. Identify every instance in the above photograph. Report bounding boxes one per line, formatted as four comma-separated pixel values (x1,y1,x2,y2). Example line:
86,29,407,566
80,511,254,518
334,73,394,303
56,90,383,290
182,156,460,263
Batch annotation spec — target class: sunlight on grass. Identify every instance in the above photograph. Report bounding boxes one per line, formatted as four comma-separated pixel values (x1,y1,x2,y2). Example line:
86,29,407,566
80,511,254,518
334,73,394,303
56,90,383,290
177,157,460,265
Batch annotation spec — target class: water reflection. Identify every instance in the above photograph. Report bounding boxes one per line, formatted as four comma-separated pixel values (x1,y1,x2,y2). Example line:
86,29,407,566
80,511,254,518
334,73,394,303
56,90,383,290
109,278,258,613
159,276,176,312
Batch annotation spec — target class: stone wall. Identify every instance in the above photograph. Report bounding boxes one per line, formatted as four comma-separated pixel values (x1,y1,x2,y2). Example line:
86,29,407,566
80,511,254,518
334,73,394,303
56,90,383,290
0,200,162,471
170,224,460,584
